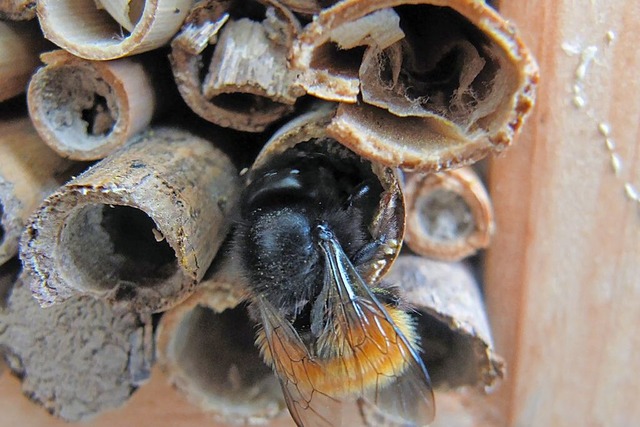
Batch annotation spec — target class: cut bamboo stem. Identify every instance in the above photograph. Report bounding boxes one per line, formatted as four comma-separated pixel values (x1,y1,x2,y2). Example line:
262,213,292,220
20,127,241,313
95,0,145,32
0,272,154,421
403,167,494,261
0,116,75,266
170,0,303,132
0,0,37,20
156,257,285,424
291,0,538,172
28,50,167,160
37,0,194,60
387,255,504,390
0,21,48,102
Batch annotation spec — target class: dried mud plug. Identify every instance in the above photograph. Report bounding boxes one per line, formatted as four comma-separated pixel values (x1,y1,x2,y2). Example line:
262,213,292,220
387,255,505,390
0,273,154,421
292,0,539,171
170,0,303,132
20,127,241,313
403,167,494,261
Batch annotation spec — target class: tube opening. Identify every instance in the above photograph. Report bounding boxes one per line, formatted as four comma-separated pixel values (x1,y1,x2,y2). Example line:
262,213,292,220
43,0,139,45
171,304,283,417
418,189,474,242
361,5,515,130
226,0,267,21
416,311,478,388
58,204,179,295
0,257,20,308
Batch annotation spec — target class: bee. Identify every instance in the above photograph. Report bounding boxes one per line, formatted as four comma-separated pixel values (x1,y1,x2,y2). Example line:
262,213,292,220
233,139,435,426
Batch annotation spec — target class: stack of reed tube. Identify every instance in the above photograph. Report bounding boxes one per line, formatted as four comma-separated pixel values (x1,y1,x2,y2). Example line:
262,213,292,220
0,0,537,425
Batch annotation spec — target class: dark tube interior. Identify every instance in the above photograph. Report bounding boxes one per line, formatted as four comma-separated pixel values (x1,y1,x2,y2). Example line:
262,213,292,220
415,311,480,388
171,304,283,414
58,204,179,296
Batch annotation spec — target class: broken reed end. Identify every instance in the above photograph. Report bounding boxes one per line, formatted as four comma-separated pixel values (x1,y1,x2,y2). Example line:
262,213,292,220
170,0,303,132
292,0,539,172
20,127,241,313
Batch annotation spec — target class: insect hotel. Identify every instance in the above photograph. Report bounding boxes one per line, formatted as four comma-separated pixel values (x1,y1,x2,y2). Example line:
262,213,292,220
0,0,637,426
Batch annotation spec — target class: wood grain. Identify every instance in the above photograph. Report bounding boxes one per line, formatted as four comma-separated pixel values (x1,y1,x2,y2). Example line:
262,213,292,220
485,0,640,425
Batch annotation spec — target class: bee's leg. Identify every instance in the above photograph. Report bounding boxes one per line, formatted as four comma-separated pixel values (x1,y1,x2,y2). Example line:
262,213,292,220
369,282,404,307
352,237,386,266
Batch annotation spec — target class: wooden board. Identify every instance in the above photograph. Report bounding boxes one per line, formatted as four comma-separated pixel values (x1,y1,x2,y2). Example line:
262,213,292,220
2,0,639,426
485,0,640,425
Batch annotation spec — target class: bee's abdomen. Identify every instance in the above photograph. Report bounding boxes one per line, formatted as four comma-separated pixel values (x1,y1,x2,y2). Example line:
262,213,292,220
257,304,418,398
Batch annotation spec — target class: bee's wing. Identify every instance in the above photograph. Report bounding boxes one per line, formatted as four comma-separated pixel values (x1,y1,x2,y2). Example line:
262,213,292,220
257,296,344,427
320,235,436,426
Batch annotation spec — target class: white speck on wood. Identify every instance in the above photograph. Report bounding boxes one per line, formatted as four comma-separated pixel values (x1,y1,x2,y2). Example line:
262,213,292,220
605,30,616,44
610,153,622,176
624,183,639,202
573,96,586,108
598,122,611,137
576,46,598,81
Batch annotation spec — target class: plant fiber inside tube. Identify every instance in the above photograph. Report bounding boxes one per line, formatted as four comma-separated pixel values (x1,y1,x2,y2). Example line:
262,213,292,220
360,5,510,132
